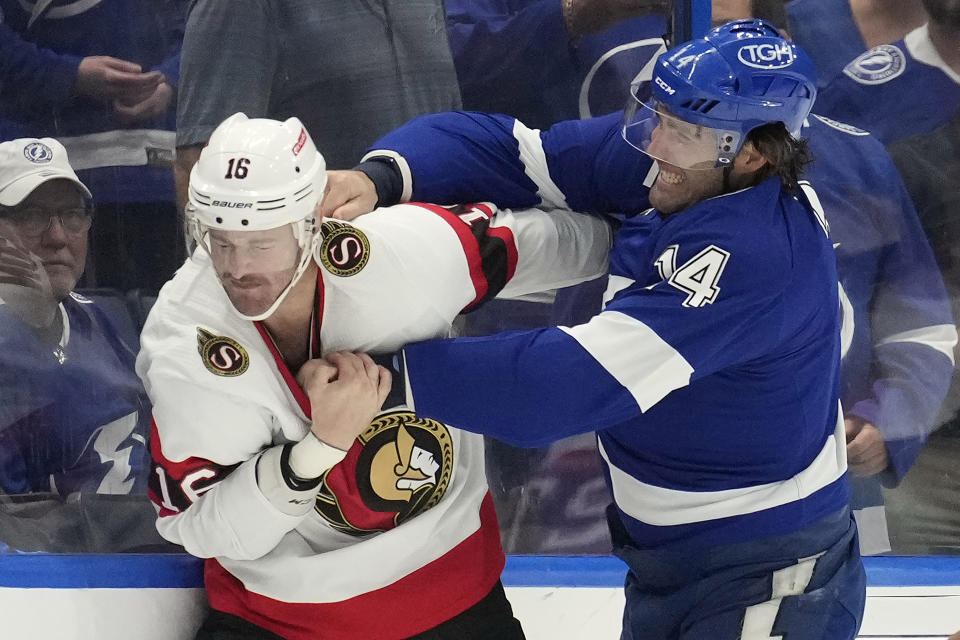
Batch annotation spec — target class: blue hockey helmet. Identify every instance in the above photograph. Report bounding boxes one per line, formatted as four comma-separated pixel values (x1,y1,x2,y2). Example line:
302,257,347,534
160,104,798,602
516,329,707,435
623,19,817,169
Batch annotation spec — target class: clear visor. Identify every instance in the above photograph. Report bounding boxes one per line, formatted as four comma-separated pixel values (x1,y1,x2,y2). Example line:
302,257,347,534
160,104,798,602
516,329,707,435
200,223,302,278
200,223,307,321
622,95,740,170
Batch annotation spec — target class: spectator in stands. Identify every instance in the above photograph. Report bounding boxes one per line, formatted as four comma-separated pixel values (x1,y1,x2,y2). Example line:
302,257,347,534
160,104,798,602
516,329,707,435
785,0,928,86
880,107,960,554
814,0,960,553
447,0,669,129
0,137,154,552
0,0,189,292
174,0,463,220
815,0,959,147
0,24,161,109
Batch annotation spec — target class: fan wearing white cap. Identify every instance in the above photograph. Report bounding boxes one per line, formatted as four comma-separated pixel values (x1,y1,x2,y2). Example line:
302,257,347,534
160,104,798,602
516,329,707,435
138,112,612,638
0,139,151,513
0,138,93,330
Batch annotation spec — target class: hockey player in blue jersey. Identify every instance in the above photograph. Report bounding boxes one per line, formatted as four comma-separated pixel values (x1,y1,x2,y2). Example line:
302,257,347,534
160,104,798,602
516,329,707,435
341,21,868,639
327,4,957,559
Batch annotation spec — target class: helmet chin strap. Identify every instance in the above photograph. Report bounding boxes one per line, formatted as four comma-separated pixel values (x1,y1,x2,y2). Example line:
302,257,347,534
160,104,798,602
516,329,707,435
228,223,319,323
722,164,734,194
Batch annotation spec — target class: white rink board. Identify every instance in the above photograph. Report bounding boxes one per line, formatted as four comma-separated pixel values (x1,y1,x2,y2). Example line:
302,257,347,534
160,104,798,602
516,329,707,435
0,587,207,640
504,586,960,640
0,555,957,639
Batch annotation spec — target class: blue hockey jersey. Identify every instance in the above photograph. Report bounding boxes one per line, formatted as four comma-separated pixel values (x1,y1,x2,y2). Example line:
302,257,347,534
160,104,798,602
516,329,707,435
815,24,960,145
368,106,956,552
400,177,848,549
0,293,149,496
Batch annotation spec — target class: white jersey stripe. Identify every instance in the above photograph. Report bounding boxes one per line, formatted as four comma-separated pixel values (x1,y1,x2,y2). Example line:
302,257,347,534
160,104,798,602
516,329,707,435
511,120,569,209
560,311,693,412
602,275,634,307
600,406,847,526
875,324,958,366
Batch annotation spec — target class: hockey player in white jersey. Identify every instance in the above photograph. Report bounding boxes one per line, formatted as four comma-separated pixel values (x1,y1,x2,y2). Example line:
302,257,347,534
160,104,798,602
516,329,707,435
136,113,613,640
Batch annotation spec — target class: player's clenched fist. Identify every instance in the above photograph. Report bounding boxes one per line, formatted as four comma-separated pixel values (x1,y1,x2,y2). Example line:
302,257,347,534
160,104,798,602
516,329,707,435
296,351,392,450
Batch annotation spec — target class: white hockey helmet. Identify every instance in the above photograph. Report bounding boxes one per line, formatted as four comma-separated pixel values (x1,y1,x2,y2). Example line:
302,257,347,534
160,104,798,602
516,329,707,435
187,113,328,321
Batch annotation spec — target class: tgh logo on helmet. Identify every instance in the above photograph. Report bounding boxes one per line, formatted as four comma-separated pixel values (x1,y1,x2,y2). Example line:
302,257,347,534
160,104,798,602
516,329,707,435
736,43,795,69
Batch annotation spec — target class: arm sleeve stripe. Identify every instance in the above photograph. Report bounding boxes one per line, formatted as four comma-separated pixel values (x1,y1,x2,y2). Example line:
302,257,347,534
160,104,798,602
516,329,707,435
411,203,520,310
875,324,958,365
413,203,489,305
361,149,414,202
148,419,240,516
560,311,694,412
512,120,569,209
482,224,518,295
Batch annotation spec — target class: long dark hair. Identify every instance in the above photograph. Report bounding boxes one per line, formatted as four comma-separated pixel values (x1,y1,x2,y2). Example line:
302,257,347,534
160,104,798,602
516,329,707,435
744,121,813,192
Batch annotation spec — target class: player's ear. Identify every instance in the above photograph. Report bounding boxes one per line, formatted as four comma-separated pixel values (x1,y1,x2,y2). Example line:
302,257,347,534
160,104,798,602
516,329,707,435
732,141,768,175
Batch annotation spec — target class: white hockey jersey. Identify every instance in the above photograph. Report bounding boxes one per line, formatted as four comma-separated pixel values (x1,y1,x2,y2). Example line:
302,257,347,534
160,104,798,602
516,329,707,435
136,201,612,640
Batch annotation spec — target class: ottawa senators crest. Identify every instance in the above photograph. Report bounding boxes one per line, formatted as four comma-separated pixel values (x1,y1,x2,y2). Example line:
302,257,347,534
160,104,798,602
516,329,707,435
315,411,453,536
196,328,249,377
319,221,370,277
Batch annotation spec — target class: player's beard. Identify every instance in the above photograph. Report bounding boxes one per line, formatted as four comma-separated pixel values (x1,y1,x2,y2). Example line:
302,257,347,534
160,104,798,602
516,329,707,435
648,163,725,216
221,266,298,318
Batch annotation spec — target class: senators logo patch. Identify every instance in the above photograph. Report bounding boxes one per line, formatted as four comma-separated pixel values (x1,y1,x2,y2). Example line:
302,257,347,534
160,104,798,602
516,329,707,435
315,411,453,536
319,221,370,277
196,328,249,377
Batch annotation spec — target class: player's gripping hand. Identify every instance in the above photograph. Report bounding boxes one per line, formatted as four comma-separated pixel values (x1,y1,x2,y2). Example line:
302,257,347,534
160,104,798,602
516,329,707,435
319,170,378,221
296,351,392,450
845,417,891,477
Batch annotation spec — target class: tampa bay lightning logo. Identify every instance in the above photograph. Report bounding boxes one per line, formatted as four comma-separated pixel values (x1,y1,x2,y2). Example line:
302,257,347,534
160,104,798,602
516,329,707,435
843,45,906,85
23,142,53,164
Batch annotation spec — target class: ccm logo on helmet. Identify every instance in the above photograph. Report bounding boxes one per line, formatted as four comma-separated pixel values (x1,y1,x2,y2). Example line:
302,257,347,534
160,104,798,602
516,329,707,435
212,200,253,209
737,43,795,69
654,76,676,95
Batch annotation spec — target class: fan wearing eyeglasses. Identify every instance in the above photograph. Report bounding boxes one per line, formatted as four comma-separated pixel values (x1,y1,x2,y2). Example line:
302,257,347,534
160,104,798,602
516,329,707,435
0,170,92,335
0,138,151,551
